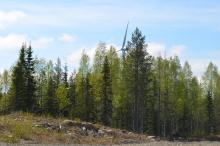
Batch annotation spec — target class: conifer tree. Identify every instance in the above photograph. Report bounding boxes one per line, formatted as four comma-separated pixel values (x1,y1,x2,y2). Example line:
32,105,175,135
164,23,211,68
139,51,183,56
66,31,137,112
101,56,113,126
68,72,76,118
63,63,68,88
207,90,215,134
45,76,58,116
25,45,36,111
125,28,152,133
85,73,96,122
10,44,27,111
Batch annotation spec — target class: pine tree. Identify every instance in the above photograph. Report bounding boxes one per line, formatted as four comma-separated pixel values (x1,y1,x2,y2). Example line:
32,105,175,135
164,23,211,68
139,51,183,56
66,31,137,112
125,28,153,133
101,56,113,126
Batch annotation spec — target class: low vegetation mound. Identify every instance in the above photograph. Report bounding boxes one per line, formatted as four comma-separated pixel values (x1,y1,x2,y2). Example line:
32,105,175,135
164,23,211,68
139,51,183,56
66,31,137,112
0,112,150,144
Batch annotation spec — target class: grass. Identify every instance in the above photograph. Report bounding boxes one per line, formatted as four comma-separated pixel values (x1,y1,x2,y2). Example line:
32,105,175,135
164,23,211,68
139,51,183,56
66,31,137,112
0,112,33,143
0,112,71,144
0,112,159,145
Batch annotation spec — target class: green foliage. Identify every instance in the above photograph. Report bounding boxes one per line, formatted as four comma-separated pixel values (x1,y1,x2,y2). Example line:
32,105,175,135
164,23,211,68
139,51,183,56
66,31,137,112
207,90,215,134
55,84,69,113
25,45,36,112
75,52,96,121
101,56,113,126
9,121,32,140
44,76,59,116
10,44,27,111
2,28,220,139
68,73,76,118
124,28,153,133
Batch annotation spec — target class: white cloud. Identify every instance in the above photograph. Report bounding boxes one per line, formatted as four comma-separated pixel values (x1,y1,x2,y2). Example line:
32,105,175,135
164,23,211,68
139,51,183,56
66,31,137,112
67,43,119,69
147,42,165,57
0,34,27,50
32,37,54,49
0,34,54,51
58,33,76,43
67,46,96,69
0,11,26,30
147,42,186,58
187,59,208,78
0,68,4,74
186,58,220,80
67,49,83,68
170,45,186,56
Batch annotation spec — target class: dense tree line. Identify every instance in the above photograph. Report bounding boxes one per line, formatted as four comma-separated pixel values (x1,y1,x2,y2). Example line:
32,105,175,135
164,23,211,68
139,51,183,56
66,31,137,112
0,28,219,138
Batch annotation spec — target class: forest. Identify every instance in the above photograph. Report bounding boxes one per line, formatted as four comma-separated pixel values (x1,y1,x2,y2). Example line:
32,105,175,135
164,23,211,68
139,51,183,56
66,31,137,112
0,28,218,139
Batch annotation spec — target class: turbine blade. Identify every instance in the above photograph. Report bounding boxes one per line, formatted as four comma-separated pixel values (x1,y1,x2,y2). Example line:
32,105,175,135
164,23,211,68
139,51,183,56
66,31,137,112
121,22,129,50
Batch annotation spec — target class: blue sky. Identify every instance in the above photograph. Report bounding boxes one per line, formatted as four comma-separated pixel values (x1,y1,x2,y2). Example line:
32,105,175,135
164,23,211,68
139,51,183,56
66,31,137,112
0,0,220,77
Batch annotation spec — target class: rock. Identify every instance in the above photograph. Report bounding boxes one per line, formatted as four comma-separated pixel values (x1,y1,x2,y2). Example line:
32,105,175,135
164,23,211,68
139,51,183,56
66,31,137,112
61,120,75,127
33,122,59,131
121,139,137,144
147,135,155,139
98,129,105,136
82,126,86,131
105,129,116,136
61,120,99,133
81,123,99,132
87,130,94,135
147,136,156,142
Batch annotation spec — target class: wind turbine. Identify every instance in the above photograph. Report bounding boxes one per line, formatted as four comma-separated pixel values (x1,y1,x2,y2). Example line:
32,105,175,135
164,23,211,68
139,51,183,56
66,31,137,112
118,22,129,60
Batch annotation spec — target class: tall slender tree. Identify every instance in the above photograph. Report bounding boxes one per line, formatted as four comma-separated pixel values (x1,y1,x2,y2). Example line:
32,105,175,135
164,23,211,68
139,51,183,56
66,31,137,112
207,90,215,134
62,63,68,88
85,72,96,122
68,72,76,119
55,58,62,88
10,44,27,111
125,28,152,133
25,45,36,112
101,56,113,126
45,76,58,116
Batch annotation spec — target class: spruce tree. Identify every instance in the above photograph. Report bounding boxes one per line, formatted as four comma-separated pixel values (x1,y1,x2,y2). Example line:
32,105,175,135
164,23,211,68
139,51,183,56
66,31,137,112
68,72,76,119
63,63,68,88
45,76,58,116
10,44,26,111
101,56,113,126
25,45,36,112
207,90,215,134
85,73,96,122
